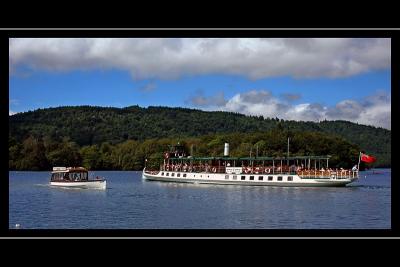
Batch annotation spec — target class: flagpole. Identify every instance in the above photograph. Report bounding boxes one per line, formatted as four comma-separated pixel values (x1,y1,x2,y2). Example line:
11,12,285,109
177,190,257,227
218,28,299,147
287,137,289,166
357,152,361,170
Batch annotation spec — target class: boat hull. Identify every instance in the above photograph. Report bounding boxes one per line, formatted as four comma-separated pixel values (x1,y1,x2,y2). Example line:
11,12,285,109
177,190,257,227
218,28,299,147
50,180,106,189
142,171,357,187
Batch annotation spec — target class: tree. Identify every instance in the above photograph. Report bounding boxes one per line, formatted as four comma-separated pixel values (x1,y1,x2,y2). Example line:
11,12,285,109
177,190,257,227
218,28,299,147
80,145,101,170
9,105,391,168
18,136,49,170
9,141,22,170
47,139,82,167
117,140,140,170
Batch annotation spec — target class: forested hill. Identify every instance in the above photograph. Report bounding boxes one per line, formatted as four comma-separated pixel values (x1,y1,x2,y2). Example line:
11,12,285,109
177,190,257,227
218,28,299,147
9,105,391,168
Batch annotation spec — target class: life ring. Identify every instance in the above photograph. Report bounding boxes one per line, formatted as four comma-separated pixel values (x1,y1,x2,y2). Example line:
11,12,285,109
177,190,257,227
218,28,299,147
255,167,260,174
265,168,270,174
244,167,251,174
212,167,217,173
166,165,169,171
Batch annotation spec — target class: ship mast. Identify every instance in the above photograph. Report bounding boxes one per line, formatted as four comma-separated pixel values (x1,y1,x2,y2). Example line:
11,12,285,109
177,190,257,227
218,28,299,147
287,137,290,166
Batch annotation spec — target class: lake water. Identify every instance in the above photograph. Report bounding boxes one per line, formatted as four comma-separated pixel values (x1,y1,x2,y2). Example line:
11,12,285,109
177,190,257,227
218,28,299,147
9,170,391,229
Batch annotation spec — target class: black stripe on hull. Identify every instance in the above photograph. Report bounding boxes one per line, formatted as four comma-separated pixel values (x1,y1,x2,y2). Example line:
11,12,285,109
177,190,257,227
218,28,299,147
142,174,351,187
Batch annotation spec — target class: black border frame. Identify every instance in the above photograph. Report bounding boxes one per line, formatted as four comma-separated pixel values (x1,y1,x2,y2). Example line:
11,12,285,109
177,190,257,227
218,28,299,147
2,29,398,238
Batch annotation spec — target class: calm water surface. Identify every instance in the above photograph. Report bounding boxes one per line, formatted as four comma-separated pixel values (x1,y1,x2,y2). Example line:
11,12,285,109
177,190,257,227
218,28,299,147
9,170,391,229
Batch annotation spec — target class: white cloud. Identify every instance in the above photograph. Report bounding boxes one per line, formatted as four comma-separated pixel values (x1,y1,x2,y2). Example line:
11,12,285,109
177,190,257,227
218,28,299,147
9,100,20,116
9,38,391,80
191,89,391,129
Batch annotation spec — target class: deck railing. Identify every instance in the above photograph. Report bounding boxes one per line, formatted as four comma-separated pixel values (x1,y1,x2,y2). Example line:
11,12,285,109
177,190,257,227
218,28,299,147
161,165,227,173
297,170,358,179
159,164,358,179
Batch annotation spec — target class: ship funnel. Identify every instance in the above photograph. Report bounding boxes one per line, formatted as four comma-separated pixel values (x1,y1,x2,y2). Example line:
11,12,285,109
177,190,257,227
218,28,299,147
224,143,229,156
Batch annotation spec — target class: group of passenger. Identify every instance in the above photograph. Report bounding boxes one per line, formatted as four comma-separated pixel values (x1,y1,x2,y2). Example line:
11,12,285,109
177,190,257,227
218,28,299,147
164,163,223,173
62,173,87,181
163,162,358,176
298,166,358,178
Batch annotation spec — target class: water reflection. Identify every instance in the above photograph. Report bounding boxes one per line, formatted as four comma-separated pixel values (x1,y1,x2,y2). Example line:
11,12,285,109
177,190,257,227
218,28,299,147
10,170,391,229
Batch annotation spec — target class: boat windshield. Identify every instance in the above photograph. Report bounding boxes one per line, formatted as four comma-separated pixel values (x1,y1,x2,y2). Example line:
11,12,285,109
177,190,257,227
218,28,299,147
70,172,88,181
51,171,88,181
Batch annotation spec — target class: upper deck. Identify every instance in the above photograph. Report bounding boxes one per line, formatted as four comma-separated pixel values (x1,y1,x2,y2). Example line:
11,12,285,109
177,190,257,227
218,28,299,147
157,155,358,179
147,143,359,180
51,167,88,173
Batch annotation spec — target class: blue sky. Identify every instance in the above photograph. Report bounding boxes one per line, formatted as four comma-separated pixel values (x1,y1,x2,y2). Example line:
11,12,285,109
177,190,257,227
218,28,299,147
9,38,391,129
10,70,390,110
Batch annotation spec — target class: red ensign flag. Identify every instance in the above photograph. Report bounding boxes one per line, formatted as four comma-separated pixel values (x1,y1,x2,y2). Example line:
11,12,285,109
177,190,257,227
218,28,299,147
361,153,376,163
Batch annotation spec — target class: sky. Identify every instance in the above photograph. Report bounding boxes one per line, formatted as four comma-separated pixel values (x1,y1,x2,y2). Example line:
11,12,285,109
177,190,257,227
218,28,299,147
9,38,391,129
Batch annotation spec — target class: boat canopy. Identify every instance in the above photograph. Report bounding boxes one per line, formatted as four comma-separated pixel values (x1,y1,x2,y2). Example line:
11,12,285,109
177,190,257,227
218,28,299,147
168,155,331,161
52,167,88,173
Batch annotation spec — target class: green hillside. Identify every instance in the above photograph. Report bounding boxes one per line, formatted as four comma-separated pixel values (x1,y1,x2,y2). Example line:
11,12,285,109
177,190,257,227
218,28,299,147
9,106,391,170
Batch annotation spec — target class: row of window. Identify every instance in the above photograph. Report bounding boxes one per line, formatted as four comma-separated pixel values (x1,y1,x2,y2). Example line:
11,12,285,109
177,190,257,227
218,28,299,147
51,172,88,181
224,175,293,181
160,172,293,182
162,172,217,178
161,172,188,178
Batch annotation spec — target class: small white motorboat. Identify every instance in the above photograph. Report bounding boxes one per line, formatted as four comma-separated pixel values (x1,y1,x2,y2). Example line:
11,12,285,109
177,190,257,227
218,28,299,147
50,167,106,189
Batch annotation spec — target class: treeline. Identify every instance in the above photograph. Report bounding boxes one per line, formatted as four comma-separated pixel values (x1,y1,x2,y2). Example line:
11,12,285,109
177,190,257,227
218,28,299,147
9,106,391,166
9,130,376,171
9,105,391,168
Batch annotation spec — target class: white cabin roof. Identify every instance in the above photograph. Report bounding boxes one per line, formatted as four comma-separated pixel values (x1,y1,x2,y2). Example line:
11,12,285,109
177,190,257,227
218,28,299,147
51,167,88,173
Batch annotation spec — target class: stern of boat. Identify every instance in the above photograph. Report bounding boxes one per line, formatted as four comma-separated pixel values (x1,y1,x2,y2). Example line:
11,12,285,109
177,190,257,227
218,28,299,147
99,180,107,190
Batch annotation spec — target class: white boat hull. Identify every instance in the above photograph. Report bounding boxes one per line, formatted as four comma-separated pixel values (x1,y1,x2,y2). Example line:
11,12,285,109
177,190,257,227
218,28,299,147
142,170,357,187
50,180,106,189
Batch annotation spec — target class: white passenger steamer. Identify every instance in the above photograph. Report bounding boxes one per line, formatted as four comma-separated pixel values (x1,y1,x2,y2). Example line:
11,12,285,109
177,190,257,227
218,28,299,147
50,167,106,189
142,143,359,187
